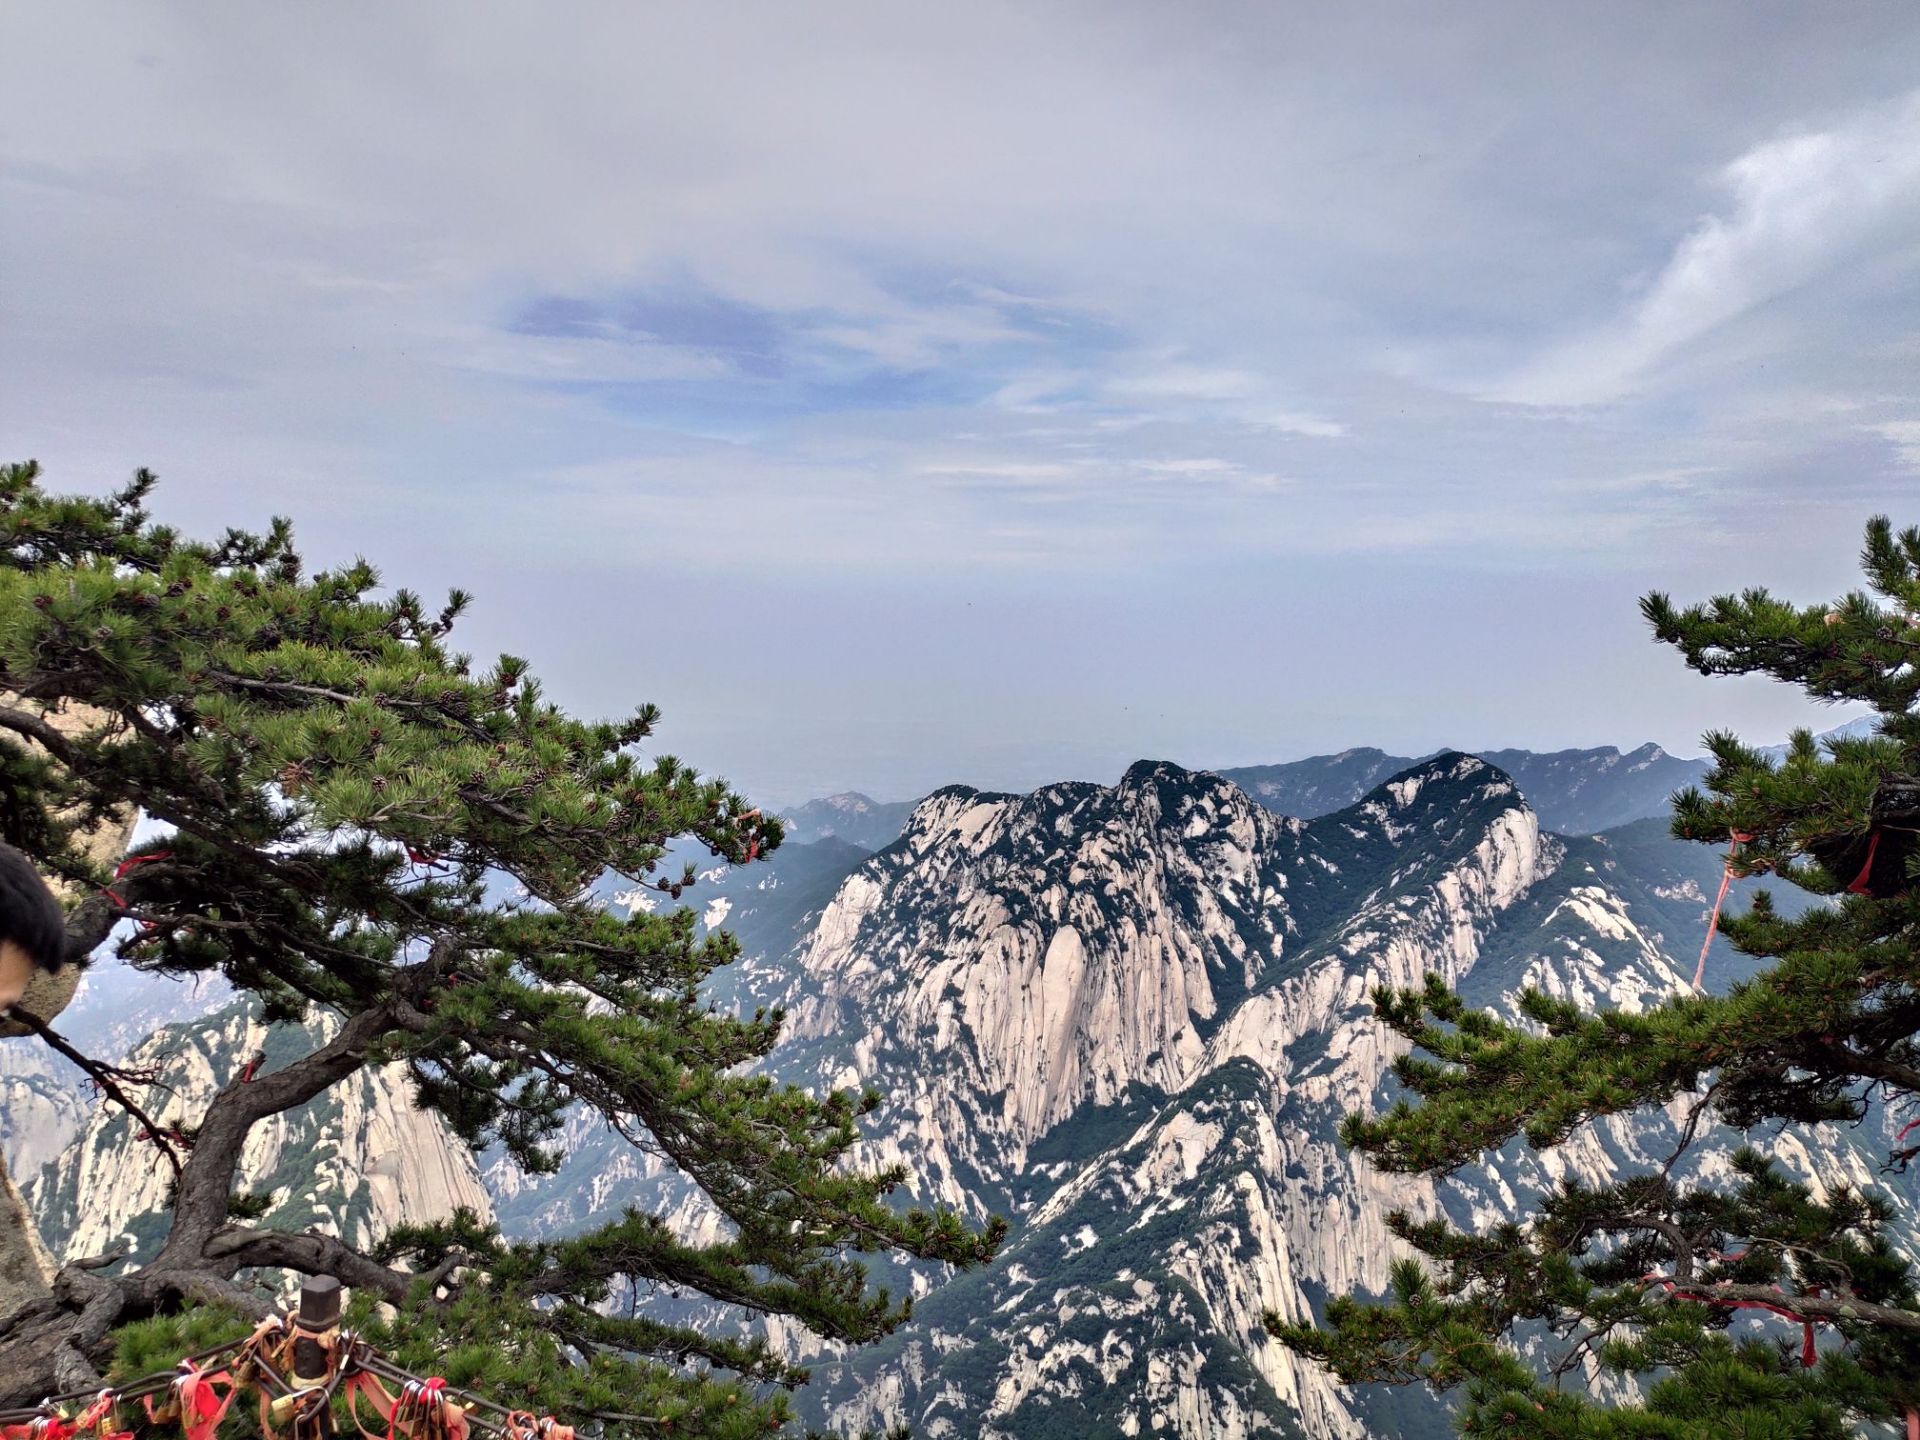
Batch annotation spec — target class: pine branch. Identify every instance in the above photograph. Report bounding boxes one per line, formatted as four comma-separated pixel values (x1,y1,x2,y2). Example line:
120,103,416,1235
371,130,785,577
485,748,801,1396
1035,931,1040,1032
203,1227,415,1307
162,1001,396,1259
0,463,997,1424
10,1006,185,1180
1644,1278,1920,1334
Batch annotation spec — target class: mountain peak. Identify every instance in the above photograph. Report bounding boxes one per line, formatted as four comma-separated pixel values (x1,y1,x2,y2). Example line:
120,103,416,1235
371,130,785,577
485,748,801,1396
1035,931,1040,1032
779,792,919,850
1222,741,1707,835
1117,756,1221,797
1370,751,1509,811
817,791,878,812
1326,746,1392,763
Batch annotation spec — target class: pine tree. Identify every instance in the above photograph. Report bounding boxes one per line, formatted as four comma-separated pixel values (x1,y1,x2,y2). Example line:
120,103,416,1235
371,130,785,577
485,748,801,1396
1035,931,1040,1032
1268,516,1920,1437
0,462,1003,1432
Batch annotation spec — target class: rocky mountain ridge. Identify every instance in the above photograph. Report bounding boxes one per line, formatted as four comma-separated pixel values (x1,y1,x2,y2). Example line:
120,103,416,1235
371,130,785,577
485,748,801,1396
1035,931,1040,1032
629,753,1889,1438
775,736,1732,861
776,755,1564,1436
1214,742,1709,834
11,741,1900,1438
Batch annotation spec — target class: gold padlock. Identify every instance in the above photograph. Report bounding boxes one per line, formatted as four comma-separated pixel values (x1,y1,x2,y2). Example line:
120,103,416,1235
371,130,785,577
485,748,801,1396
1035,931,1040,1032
268,1390,321,1425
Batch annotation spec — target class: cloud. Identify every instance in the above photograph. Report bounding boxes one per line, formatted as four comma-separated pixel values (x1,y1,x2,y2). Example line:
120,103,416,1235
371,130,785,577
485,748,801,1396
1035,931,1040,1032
1495,89,1920,406
8,5,1920,795
453,331,735,385
916,461,1080,482
1103,363,1347,437
1874,420,1920,472
1109,366,1263,402
1243,411,1348,440
1134,458,1241,476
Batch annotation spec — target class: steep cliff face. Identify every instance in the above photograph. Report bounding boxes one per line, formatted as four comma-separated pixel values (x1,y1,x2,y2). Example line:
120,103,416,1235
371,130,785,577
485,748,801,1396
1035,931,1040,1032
0,1045,87,1180
780,765,1308,1216
770,755,1556,1437
725,755,1908,1440
24,999,493,1266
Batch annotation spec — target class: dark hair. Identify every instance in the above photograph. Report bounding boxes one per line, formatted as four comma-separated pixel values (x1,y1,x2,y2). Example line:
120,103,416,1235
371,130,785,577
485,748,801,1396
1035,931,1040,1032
0,842,66,971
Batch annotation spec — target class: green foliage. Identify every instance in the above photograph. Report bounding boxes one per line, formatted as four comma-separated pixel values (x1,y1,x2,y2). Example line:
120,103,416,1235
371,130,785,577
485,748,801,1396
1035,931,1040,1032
225,1190,276,1222
111,1303,258,1380
1,462,1002,1432
1269,517,1920,1435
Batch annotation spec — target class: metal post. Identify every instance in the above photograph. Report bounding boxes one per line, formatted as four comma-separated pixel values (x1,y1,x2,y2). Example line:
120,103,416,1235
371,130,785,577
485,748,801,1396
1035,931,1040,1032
287,1274,343,1436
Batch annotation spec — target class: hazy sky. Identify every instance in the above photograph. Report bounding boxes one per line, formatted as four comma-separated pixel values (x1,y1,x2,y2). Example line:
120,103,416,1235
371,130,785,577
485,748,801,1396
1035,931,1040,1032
5,5,1919,806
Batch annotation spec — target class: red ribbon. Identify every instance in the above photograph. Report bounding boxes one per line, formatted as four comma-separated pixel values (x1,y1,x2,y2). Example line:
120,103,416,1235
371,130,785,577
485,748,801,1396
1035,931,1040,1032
1648,1276,1821,1367
156,1362,231,1440
1849,828,1883,896
70,1393,115,1437
101,849,173,910
387,1378,450,1440
1692,832,1753,992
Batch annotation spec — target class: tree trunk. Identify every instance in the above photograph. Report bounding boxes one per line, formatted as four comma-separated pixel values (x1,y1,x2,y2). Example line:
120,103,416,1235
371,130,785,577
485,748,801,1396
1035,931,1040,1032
0,1261,126,1404
0,1148,52,1317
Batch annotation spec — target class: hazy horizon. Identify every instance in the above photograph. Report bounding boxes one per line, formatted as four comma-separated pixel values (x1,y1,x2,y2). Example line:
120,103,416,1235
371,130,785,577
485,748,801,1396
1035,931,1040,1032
7,5,1920,805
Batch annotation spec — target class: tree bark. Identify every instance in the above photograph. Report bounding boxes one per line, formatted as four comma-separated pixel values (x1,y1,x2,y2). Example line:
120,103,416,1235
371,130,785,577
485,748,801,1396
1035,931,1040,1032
0,1150,53,1318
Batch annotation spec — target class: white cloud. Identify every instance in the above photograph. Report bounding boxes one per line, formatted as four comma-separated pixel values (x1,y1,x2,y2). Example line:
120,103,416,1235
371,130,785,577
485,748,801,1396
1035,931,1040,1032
1109,366,1263,401
1874,420,1920,472
1103,364,1346,437
451,332,734,385
1243,411,1348,439
1496,89,1920,406
917,461,1079,481
1135,458,1241,476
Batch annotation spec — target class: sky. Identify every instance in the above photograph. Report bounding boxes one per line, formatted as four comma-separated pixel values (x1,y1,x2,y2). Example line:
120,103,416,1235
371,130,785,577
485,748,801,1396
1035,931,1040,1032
5,4,1920,807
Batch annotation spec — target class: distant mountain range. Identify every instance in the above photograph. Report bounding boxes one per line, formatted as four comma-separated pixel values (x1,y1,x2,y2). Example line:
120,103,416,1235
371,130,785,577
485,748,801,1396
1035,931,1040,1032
561,752,1856,1436
777,791,919,849
782,739,1715,855
721,760,1873,1436
1217,741,1714,834
779,721,1874,857
12,727,1885,1439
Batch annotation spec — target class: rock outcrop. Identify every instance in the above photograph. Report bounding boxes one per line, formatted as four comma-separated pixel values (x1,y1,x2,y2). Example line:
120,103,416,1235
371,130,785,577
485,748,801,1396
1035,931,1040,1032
25,999,493,1267
577,754,1883,1439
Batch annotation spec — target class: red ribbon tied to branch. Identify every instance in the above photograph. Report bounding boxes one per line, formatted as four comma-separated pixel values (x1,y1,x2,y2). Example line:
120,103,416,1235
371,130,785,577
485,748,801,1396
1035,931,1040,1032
1647,1275,1818,1366
1848,828,1883,896
102,850,175,935
1692,832,1754,993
